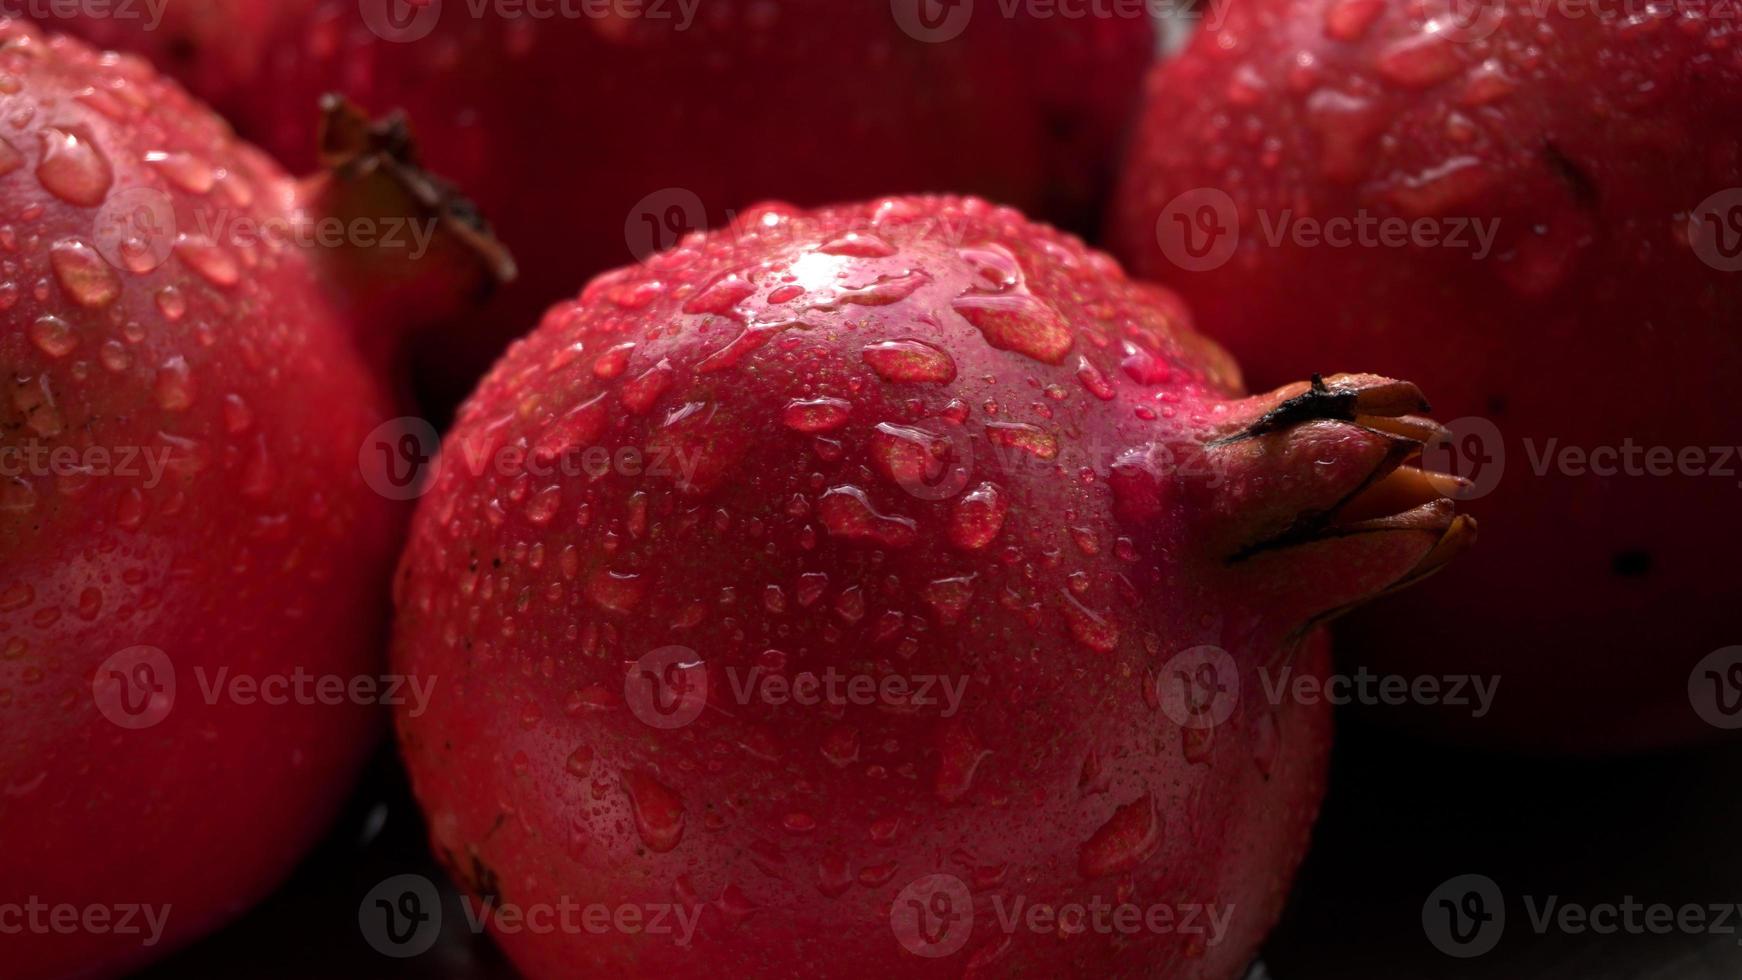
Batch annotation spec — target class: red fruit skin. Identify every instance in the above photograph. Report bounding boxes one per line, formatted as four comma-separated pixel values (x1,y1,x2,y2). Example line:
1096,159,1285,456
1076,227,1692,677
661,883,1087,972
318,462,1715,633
0,25,401,978
392,196,1465,977
1110,1,1742,752
44,0,1154,402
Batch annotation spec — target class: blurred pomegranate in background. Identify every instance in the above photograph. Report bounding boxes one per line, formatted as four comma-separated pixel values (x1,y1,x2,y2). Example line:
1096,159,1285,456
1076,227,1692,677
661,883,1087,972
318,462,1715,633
46,0,1156,408
390,195,1471,977
1110,0,1742,751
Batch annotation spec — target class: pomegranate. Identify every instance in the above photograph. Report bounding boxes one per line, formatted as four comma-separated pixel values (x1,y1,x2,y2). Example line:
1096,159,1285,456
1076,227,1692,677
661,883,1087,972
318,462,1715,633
390,196,1472,976
1109,0,1742,751
0,22,503,978
39,0,1154,406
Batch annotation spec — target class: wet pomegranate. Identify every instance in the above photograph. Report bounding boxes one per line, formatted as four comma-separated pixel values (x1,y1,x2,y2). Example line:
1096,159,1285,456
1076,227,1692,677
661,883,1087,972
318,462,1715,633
391,196,1472,977
1110,0,1742,751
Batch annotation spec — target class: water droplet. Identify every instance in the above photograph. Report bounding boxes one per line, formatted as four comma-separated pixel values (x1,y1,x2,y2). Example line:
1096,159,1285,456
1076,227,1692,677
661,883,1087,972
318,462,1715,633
922,574,977,627
534,393,609,462
985,421,1058,460
952,293,1073,365
49,239,120,308
153,356,194,410
144,150,215,194
697,320,789,373
525,485,563,526
36,128,112,206
1076,356,1116,400
1118,342,1171,386
1078,795,1160,879
819,269,929,308
861,338,956,384
566,746,594,776
98,339,130,372
821,725,860,767
1323,0,1384,40
948,483,1007,551
935,718,989,804
0,136,21,176
1388,156,1495,216
1060,590,1119,653
586,569,647,613
682,272,756,314
818,232,896,258
173,235,239,286
817,486,918,549
621,770,685,852
956,244,1024,291
0,477,35,513
593,341,635,379
869,422,953,488
1376,32,1461,88
782,396,851,432
619,358,674,414
27,315,77,357
154,285,187,321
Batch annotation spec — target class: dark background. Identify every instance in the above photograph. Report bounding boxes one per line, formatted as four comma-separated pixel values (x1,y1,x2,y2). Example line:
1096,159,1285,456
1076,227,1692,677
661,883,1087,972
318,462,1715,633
136,713,1742,979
